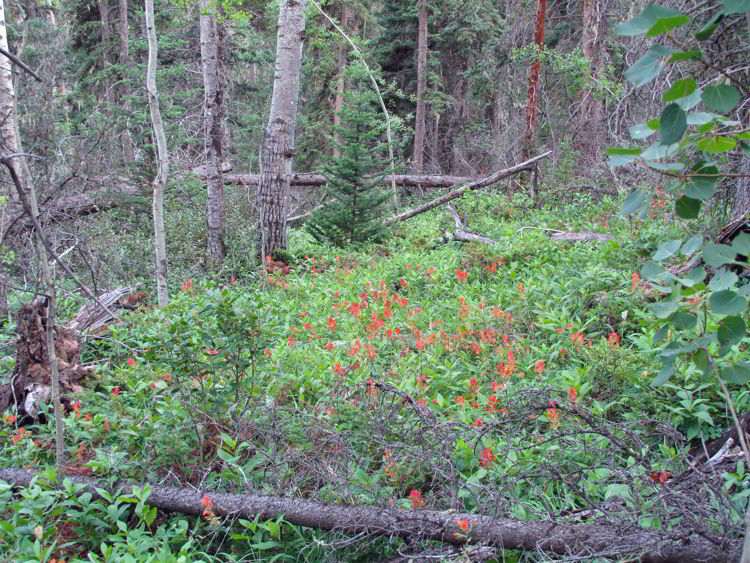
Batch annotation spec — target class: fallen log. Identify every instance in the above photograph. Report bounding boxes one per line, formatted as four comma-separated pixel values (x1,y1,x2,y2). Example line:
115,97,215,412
443,205,498,245
220,172,471,189
0,467,739,562
384,152,552,226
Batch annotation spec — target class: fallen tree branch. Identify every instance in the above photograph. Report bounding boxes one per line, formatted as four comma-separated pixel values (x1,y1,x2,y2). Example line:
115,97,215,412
384,152,552,226
0,467,739,562
220,172,471,189
443,206,498,245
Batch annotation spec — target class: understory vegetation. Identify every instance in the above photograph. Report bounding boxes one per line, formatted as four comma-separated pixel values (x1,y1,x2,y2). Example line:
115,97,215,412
2,189,748,562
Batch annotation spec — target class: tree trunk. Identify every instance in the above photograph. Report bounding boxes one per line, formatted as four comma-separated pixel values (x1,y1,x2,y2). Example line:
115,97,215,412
332,3,350,158
224,171,472,189
0,0,24,200
145,0,169,307
257,0,308,260
200,0,226,268
732,148,750,221
0,468,740,563
118,0,134,162
575,0,605,169
412,0,428,171
97,0,113,104
521,0,547,165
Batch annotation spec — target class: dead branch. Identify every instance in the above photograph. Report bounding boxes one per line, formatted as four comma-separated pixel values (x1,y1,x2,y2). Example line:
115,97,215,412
384,152,552,226
0,467,739,563
443,206,498,245
219,172,472,189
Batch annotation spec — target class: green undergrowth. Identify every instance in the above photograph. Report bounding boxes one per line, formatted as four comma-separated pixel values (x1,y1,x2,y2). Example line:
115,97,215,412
2,190,748,562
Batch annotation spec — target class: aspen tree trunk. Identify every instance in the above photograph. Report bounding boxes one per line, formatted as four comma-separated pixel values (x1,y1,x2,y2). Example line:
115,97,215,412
0,0,23,197
521,0,547,164
576,0,604,168
200,0,225,268
332,3,350,158
413,0,428,172
257,0,308,260
145,0,169,307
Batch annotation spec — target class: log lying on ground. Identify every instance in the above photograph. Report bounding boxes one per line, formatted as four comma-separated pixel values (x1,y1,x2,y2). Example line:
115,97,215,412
66,286,139,333
384,151,552,226
0,467,739,562
443,205,498,245
0,299,94,415
220,172,471,189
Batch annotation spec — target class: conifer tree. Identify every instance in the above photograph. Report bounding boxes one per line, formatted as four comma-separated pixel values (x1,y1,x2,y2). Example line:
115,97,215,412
306,80,391,247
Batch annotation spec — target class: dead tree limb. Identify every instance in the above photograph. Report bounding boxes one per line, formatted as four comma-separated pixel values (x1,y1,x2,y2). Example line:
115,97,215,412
384,152,552,226
443,205,498,245
0,467,739,563
220,172,471,189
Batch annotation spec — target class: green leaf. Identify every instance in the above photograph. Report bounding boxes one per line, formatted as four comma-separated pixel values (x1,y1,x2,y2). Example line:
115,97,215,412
693,348,711,375
608,153,640,167
694,411,714,426
733,232,750,255
653,239,682,260
642,140,680,160
686,111,717,125
647,118,661,129
741,141,750,157
624,46,674,86
629,122,657,140
669,49,702,61
621,189,649,215
710,289,748,315
722,364,750,384
703,243,737,267
664,78,696,101
695,23,718,40
703,84,741,112
722,0,750,15
675,196,701,219
718,316,746,347
654,325,669,343
684,180,716,200
616,5,687,35
676,89,702,111
641,261,672,282
660,103,687,145
678,266,705,287
649,301,678,318
682,234,704,255
648,162,685,171
710,268,739,291
697,136,737,153
652,360,676,386
671,311,697,330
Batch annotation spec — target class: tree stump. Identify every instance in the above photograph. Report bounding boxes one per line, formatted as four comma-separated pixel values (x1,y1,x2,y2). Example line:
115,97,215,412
0,298,93,416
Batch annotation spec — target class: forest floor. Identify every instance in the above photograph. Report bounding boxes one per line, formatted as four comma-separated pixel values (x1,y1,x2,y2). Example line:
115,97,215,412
1,190,746,562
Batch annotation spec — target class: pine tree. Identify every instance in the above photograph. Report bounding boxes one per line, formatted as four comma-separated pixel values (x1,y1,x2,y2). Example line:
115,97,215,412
306,83,391,247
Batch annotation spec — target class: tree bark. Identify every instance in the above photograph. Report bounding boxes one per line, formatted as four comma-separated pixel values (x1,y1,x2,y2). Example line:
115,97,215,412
0,468,740,563
521,0,547,167
118,0,134,162
412,0,428,171
575,0,605,169
0,0,24,200
384,151,551,226
732,151,750,221
97,0,113,104
200,0,226,268
257,0,308,260
145,0,169,307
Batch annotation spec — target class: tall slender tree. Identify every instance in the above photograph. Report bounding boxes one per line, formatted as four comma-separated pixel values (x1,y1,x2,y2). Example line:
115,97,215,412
200,0,226,268
257,0,308,260
145,0,169,306
332,2,350,159
521,0,547,163
412,0,428,172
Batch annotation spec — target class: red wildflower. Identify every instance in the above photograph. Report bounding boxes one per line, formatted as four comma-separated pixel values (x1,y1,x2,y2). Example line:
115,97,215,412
480,446,495,467
568,387,577,402
127,357,136,367
535,360,545,375
328,316,337,330
455,396,465,405
408,490,426,510
111,387,121,396
205,349,220,355
455,269,468,282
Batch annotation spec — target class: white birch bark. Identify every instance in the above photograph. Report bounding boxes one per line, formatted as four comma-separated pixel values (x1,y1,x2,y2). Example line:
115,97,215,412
145,0,169,306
